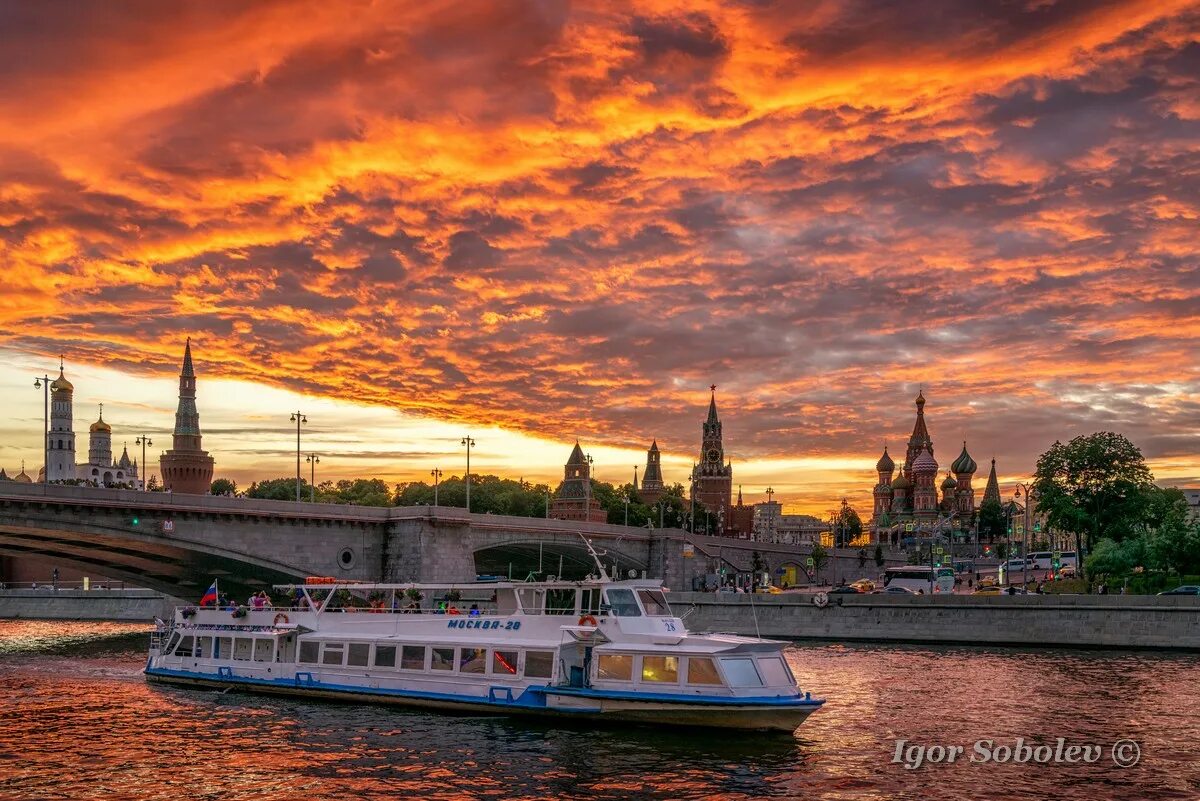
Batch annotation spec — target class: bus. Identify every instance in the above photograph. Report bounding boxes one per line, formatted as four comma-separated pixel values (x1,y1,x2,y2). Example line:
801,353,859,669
883,566,956,594
1027,552,1079,570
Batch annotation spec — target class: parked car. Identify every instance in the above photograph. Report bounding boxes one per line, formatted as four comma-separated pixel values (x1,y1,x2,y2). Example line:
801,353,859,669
978,575,999,588
877,585,917,595
828,585,862,594
850,579,876,593
1158,585,1200,596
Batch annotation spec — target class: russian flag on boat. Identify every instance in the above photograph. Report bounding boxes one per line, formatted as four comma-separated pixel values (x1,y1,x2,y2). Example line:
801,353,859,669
199,581,218,607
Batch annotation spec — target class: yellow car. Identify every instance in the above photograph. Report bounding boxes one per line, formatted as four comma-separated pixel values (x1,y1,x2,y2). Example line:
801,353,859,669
978,575,998,588
850,579,876,593
755,585,784,594
972,586,1002,595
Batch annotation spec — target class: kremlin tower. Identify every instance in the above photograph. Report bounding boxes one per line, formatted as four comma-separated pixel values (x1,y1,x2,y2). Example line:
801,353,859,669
160,339,215,494
691,386,733,531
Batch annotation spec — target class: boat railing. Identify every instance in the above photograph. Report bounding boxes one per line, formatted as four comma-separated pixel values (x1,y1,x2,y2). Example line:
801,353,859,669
184,603,513,617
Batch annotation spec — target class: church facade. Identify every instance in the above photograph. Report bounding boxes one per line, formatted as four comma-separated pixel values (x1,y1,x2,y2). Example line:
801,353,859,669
871,391,979,544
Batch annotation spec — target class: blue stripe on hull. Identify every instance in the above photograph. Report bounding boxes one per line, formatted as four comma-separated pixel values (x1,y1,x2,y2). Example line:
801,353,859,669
144,666,824,717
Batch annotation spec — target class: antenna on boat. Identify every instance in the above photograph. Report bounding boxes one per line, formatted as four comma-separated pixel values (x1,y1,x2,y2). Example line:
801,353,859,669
576,534,612,582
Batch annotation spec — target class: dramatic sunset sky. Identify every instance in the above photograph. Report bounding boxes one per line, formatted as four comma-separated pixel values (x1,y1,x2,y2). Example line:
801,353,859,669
0,0,1197,515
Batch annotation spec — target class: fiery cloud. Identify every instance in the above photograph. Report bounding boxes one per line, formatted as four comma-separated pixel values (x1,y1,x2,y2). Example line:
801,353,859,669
1,0,1197,512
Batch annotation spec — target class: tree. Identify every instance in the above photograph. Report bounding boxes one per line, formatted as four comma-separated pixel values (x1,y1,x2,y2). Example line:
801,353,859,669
1033,432,1156,577
246,477,311,501
835,500,863,547
808,543,830,581
874,545,885,568
211,478,237,497
977,499,1006,543
1145,488,1200,576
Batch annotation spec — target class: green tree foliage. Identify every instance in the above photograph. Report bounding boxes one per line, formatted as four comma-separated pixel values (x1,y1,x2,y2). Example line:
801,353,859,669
977,498,1006,542
246,477,311,501
394,475,554,516
1085,537,1142,579
1145,488,1200,576
809,543,830,580
1033,432,1156,552
210,478,237,496
835,502,863,547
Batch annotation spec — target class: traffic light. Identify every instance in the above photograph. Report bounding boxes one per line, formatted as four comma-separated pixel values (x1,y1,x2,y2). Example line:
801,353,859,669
131,517,140,526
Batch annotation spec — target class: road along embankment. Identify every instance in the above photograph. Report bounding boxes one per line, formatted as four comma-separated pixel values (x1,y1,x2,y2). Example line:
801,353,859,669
0,589,182,621
671,592,1200,650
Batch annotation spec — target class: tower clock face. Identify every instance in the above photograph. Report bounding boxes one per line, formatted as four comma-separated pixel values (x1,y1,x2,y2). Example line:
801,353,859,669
707,448,720,463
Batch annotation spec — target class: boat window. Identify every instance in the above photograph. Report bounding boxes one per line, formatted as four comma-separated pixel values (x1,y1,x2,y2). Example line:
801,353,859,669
636,590,671,617
597,653,633,681
298,641,319,664
402,645,427,671
233,638,253,661
756,656,793,686
216,637,232,660
604,589,641,617
686,657,722,685
374,645,397,668
163,633,180,654
321,643,345,666
579,589,601,615
347,643,370,667
459,648,487,674
492,650,518,676
523,650,554,679
641,655,679,683
517,588,545,615
720,658,762,687
253,639,273,662
196,636,212,659
545,589,577,616
175,636,195,657
431,647,455,671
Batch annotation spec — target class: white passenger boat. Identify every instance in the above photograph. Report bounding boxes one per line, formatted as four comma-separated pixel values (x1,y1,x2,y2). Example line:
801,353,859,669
145,571,824,732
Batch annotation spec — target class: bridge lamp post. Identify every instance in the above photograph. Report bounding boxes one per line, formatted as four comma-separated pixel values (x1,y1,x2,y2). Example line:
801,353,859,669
765,486,775,543
290,412,306,502
430,468,442,507
623,492,630,527
461,435,475,513
306,454,321,502
134,435,152,490
33,372,51,483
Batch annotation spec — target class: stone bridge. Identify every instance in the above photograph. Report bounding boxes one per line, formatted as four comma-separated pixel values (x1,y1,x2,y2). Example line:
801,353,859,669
0,483,904,598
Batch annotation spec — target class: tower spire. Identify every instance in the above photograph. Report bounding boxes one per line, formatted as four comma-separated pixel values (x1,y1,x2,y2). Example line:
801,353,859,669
160,338,214,494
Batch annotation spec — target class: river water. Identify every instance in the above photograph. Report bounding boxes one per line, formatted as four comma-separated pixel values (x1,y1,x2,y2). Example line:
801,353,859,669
1,620,1197,800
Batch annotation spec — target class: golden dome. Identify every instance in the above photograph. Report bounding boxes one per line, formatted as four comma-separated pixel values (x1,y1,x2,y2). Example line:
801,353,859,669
50,368,73,392
90,406,111,434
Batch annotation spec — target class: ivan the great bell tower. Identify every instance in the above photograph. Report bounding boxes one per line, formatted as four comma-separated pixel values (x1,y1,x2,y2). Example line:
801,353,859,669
691,385,733,529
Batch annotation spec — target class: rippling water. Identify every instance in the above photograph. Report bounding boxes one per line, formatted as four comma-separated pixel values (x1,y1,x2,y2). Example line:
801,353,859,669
1,620,1198,800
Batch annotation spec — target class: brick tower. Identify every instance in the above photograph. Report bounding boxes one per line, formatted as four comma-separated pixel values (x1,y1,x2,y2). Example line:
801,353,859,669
691,385,732,530
160,338,215,494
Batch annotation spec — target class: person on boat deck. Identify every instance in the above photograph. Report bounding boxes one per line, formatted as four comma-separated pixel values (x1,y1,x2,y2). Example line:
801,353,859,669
259,591,273,610
250,594,264,610
436,601,447,614
447,605,461,615
468,604,480,616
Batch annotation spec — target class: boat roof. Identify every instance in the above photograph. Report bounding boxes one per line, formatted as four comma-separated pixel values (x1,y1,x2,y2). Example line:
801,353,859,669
272,579,668,592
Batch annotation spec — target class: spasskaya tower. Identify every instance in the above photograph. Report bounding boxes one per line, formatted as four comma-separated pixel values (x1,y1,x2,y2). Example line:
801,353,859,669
691,385,732,529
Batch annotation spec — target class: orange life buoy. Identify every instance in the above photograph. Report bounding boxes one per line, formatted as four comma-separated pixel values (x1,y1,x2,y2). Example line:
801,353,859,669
273,613,290,626
578,614,598,627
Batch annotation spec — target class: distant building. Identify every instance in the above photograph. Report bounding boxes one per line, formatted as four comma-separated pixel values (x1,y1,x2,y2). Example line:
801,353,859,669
639,440,665,505
1181,488,1200,522
728,487,754,537
870,391,980,545
46,361,77,482
550,442,607,523
77,405,138,487
160,338,215,494
691,386,733,533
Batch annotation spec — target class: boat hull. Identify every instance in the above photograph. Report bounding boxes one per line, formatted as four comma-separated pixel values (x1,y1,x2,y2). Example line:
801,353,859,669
145,668,822,732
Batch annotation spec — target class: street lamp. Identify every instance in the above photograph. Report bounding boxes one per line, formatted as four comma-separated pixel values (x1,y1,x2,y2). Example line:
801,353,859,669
430,468,442,507
306,454,321,502
461,435,475,513
585,452,594,521
623,492,630,526
33,370,52,483
1014,483,1036,588
290,412,306,502
765,487,775,543
134,435,153,490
